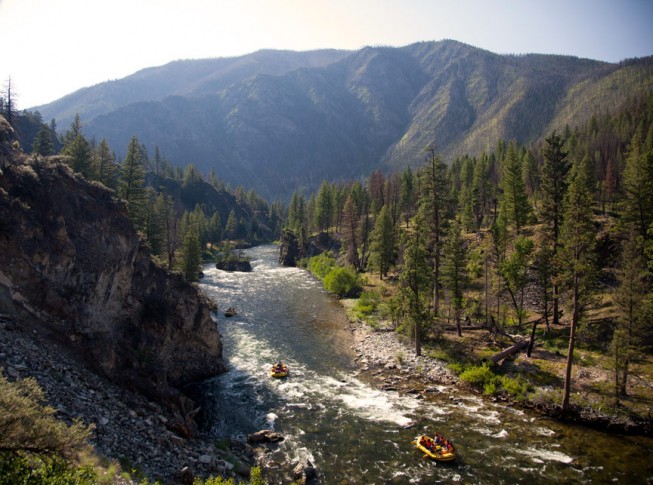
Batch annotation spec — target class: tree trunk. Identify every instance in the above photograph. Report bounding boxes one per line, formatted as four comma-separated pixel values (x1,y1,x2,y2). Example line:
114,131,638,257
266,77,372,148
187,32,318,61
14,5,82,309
562,275,579,411
553,282,560,326
527,319,539,357
488,340,529,364
415,309,422,357
614,344,621,407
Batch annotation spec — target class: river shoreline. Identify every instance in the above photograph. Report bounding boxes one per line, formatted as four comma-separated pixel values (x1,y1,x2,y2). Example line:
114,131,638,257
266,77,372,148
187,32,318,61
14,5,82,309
340,300,653,437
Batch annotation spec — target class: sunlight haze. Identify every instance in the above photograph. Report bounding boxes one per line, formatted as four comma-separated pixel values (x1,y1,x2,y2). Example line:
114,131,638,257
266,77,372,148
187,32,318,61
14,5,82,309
1,0,652,108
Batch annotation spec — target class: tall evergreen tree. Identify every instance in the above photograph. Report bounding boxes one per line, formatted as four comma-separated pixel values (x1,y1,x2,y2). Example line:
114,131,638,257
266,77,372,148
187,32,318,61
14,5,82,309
225,209,239,240
369,204,395,279
32,124,54,156
156,193,179,269
180,223,202,282
420,146,449,317
621,129,653,241
207,212,222,249
498,235,535,328
118,136,147,231
559,157,597,411
399,166,415,228
314,181,333,235
398,211,432,356
611,226,649,402
63,114,83,146
442,219,468,336
143,188,165,256
498,141,531,234
342,193,361,271
540,131,571,327
63,134,93,178
95,139,117,189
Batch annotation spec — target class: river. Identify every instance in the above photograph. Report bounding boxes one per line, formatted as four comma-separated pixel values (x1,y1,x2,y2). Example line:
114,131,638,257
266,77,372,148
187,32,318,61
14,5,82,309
199,245,652,484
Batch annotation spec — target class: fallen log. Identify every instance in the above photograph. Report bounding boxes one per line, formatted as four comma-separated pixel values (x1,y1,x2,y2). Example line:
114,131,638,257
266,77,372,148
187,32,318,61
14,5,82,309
488,340,529,364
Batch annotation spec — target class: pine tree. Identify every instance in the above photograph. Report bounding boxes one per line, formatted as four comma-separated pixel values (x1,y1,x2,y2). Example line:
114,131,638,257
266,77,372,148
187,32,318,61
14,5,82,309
622,129,653,241
559,157,597,411
225,209,239,240
32,124,54,156
611,226,649,402
63,134,93,178
143,188,165,256
471,154,491,227
95,139,117,189
180,223,202,282
156,193,179,269
399,166,415,228
2,77,16,126
540,131,571,327
442,219,468,336
208,212,222,248
420,146,449,317
398,211,432,356
118,136,147,231
498,141,531,234
61,115,93,178
314,181,333,235
498,235,534,328
341,193,361,270
369,204,395,279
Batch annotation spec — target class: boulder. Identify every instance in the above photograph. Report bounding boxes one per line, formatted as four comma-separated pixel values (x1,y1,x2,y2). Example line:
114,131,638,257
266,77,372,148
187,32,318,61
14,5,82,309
247,429,284,443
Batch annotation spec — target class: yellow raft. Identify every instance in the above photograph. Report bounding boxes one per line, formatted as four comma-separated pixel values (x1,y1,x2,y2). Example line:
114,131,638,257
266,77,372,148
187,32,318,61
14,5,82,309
269,364,288,378
412,435,456,462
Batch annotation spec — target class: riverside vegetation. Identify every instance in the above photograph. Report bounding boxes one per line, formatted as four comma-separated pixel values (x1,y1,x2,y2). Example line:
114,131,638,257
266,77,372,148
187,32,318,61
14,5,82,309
290,92,653,434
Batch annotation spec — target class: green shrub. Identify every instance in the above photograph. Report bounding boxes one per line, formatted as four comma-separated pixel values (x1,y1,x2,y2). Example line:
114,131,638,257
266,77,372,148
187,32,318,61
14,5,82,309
194,466,264,485
354,290,380,318
323,267,362,297
307,253,336,279
447,362,465,375
498,375,530,401
0,452,98,484
0,371,98,483
459,364,496,386
484,380,498,396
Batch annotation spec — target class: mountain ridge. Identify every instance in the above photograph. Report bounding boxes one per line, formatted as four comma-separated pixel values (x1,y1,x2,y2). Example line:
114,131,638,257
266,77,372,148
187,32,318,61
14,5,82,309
33,40,653,200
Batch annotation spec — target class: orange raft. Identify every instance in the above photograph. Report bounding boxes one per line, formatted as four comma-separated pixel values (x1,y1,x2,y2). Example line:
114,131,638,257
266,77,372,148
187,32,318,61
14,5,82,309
269,363,288,378
411,434,456,461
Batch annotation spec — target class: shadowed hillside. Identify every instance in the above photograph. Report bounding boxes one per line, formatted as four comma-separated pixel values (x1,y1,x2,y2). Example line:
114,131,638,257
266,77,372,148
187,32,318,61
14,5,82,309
32,40,653,200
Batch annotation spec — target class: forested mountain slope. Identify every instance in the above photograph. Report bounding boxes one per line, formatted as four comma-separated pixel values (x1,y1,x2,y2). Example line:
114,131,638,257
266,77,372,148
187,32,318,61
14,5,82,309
33,40,653,200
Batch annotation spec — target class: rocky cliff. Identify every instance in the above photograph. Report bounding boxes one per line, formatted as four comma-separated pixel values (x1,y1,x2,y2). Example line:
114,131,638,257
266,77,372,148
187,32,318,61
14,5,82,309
0,125,224,411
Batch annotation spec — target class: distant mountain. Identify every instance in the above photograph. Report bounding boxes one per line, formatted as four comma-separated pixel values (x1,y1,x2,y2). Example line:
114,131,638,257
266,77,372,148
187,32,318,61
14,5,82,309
34,40,653,200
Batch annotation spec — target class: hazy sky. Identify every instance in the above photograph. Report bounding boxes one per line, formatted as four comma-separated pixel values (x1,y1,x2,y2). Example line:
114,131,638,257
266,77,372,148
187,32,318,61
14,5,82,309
2,0,652,109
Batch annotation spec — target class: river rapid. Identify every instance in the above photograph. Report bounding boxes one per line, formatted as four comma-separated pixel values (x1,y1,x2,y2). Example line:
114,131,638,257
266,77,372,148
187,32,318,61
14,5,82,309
199,245,653,484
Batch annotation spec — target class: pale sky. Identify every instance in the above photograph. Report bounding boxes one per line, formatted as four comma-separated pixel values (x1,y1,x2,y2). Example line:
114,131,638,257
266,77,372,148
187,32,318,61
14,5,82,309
1,0,652,109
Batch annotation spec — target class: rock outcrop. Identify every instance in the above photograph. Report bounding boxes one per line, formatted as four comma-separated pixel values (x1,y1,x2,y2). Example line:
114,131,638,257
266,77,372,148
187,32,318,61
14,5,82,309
0,154,225,411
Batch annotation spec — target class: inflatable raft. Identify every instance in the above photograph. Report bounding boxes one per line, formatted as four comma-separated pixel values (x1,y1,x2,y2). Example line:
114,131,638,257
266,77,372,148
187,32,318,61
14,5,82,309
412,434,456,461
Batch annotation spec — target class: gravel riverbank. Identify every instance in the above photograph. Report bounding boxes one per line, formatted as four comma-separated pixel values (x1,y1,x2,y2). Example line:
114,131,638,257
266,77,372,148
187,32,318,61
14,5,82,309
346,309,458,395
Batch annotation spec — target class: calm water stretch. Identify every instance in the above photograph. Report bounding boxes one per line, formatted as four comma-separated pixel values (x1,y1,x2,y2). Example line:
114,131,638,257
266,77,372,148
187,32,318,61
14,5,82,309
199,245,652,484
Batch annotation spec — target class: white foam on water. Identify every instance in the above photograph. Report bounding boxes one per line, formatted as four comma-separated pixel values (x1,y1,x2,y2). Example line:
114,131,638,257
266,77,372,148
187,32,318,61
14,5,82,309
535,426,556,437
345,380,423,427
493,429,509,438
265,412,278,429
515,447,574,464
473,426,495,436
